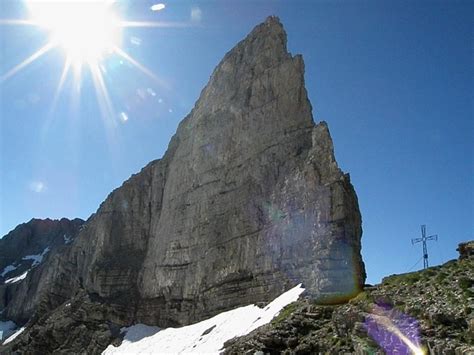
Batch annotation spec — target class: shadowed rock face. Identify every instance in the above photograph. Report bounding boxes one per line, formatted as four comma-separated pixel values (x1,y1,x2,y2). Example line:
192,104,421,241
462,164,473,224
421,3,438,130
1,16,365,353
0,218,84,323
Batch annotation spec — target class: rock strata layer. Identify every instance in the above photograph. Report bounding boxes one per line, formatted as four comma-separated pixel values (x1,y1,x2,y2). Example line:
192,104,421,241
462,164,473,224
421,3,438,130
1,16,365,353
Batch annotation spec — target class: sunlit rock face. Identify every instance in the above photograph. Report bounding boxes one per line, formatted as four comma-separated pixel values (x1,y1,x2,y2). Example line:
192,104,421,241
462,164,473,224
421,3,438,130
1,16,365,353
68,16,365,324
136,17,365,317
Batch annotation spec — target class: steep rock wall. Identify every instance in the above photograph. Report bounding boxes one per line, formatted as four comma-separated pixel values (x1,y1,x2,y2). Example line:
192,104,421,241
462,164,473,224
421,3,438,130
2,16,365,354
67,16,365,326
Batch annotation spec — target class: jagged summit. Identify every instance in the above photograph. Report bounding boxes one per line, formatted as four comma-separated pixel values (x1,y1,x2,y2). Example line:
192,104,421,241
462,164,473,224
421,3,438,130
1,18,364,354
214,15,290,76
194,15,303,121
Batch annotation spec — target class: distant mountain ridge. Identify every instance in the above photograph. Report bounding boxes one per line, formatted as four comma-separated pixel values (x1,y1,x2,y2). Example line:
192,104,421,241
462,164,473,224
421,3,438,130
0,17,365,354
0,218,84,324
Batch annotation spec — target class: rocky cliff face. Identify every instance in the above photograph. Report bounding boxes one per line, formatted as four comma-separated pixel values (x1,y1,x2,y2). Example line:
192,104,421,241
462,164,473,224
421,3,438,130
1,16,365,353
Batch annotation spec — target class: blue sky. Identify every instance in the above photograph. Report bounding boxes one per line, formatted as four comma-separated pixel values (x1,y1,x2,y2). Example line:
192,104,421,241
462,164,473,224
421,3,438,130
0,0,472,284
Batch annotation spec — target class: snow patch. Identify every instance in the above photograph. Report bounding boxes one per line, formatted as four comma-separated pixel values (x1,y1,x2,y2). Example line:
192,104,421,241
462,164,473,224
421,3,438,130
0,320,17,342
102,284,304,354
2,326,25,345
0,264,18,277
63,234,73,244
22,246,50,267
5,271,28,284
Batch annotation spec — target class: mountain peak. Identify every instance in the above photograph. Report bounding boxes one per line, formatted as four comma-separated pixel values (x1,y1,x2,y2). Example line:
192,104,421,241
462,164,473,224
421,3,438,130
1,18,365,354
217,14,290,74
194,16,303,124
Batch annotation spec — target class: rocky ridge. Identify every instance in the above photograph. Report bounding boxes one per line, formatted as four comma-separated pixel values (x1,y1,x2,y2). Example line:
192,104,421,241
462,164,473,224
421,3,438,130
1,17,365,354
0,218,84,324
224,255,474,354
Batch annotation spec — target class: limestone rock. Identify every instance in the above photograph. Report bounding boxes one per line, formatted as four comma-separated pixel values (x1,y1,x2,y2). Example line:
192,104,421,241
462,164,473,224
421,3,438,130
1,16,365,353
70,15,363,323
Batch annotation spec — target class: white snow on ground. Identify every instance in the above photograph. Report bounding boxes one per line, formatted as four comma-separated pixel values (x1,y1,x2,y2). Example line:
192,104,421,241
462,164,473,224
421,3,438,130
0,320,17,342
63,234,73,244
1,246,51,284
2,327,25,345
22,247,50,267
4,271,28,284
0,265,18,277
103,284,304,354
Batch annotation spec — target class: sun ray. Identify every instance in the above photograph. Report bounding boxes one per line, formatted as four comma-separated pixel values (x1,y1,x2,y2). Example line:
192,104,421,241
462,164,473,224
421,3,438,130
89,60,120,152
41,55,73,139
113,46,168,88
50,55,72,113
89,60,116,126
1,41,55,81
0,19,39,26
69,62,83,117
72,62,83,95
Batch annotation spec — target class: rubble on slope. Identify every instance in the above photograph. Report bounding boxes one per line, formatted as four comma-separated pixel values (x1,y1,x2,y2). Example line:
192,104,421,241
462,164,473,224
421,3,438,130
224,256,474,354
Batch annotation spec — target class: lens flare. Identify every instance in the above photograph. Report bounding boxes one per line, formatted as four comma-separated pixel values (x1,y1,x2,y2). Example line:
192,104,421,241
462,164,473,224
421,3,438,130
364,303,426,355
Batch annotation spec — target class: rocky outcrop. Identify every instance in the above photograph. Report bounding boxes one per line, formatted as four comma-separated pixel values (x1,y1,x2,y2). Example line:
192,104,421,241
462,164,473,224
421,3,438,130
0,218,84,323
71,15,363,322
458,241,474,259
1,16,365,353
224,257,474,354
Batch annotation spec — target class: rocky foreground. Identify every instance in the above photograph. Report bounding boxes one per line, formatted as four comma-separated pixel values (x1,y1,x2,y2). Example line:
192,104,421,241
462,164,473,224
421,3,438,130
3,253,471,354
224,255,474,354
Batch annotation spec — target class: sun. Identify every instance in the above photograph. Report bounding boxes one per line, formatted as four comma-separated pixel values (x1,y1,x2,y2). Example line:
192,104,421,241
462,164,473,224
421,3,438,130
0,0,181,125
26,0,121,66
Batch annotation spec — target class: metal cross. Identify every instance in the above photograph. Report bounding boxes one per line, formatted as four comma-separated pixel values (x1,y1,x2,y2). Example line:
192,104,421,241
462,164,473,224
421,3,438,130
412,224,437,269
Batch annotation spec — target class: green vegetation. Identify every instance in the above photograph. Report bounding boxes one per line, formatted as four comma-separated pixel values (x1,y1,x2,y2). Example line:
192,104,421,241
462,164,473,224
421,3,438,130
458,277,473,290
350,291,372,303
435,271,448,283
349,291,376,312
383,271,422,286
424,268,437,277
272,302,300,325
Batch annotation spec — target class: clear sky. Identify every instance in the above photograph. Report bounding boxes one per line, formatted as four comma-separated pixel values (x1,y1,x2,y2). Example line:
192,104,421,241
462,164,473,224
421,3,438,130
0,0,472,284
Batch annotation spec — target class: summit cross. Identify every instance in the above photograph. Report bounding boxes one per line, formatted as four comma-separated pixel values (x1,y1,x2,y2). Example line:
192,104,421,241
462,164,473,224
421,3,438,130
412,224,438,269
